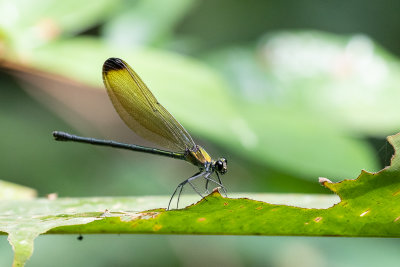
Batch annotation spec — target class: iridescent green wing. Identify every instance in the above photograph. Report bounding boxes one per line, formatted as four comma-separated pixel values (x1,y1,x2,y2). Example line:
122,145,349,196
102,58,195,152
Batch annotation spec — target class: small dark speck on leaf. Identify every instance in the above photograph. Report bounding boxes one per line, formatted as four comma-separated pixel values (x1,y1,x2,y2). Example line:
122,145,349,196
314,217,323,223
77,234,83,241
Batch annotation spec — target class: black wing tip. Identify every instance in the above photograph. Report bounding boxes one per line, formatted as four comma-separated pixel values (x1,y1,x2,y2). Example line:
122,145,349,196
103,58,125,74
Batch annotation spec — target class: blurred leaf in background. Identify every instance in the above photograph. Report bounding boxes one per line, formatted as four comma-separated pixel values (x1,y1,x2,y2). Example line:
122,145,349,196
1,0,400,266
102,0,196,48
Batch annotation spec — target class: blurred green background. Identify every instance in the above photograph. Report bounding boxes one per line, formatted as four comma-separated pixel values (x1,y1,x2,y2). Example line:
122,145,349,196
1,0,400,266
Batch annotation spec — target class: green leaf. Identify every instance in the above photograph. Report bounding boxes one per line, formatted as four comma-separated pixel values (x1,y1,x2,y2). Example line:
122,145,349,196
202,42,382,179
232,105,378,181
3,132,400,266
206,31,400,136
0,193,337,266
0,0,117,55
102,0,196,47
0,180,36,200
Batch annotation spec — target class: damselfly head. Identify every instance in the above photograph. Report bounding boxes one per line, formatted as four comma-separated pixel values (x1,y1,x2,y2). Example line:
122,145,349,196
215,157,228,174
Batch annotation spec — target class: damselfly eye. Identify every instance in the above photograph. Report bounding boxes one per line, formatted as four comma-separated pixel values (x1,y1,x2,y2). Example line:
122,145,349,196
216,158,227,174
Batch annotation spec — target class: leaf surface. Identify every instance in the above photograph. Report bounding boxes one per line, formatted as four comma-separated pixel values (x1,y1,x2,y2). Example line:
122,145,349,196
3,132,400,266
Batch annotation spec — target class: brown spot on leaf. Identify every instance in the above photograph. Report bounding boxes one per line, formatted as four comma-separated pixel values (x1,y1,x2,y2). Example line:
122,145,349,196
122,212,160,221
198,217,206,222
153,224,162,231
223,202,229,206
314,217,323,223
256,206,263,210
394,216,400,222
393,190,400,196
